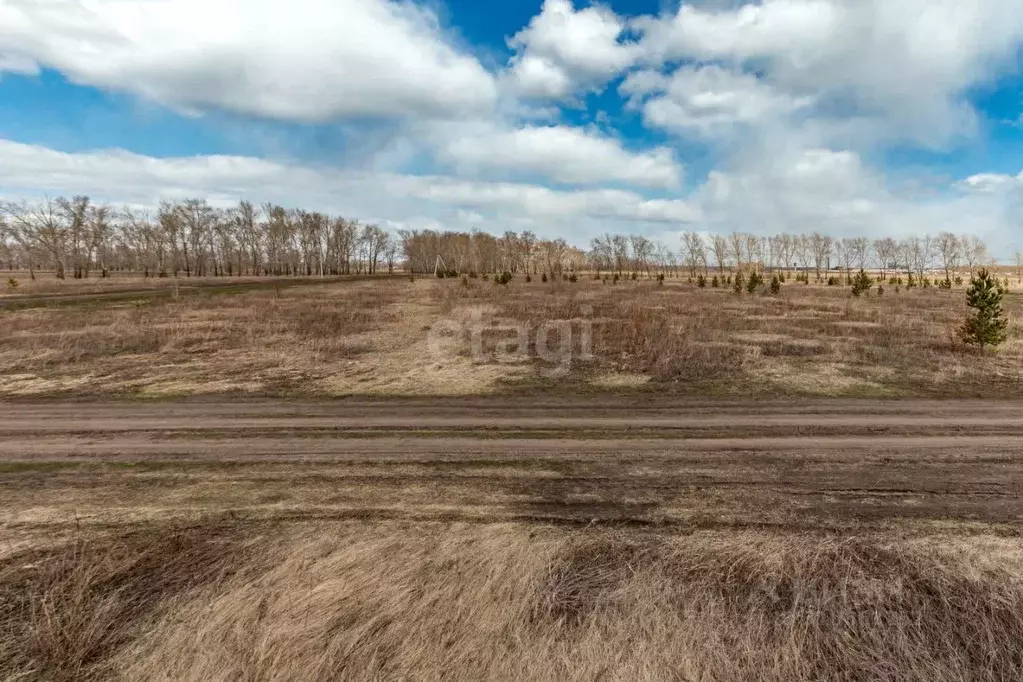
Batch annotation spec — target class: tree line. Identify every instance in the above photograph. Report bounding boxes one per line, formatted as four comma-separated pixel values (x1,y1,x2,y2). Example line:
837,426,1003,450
410,230,1012,281
666,232,999,281
0,196,1016,281
400,230,587,276
0,196,397,279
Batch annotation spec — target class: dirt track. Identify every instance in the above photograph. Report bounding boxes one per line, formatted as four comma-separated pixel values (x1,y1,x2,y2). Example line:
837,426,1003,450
3,398,1023,534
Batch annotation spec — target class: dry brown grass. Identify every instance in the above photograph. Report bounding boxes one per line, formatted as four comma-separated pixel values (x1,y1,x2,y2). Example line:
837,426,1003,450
3,521,1023,681
0,523,265,681
441,276,1023,396
0,279,408,396
1,274,1022,397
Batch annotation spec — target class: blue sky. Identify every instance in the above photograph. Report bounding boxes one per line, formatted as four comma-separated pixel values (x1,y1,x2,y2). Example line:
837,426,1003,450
1,0,1022,253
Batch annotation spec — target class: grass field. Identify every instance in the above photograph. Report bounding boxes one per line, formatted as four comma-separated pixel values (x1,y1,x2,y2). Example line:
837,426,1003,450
1,272,1021,397
2,274,1023,680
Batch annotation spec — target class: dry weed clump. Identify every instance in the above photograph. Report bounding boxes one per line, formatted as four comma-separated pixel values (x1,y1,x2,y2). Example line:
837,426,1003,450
0,523,266,681
595,298,750,381
5,523,1023,681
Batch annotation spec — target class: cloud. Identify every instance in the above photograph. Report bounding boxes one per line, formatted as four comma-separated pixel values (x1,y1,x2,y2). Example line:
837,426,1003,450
0,52,38,76
634,0,1023,147
506,0,639,100
961,172,1023,194
0,139,699,237
635,0,842,65
0,0,497,121
425,121,682,189
698,148,883,232
621,65,814,135
693,147,1022,254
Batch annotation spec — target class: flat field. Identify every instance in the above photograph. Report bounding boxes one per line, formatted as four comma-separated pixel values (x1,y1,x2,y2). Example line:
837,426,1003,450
1,273,1021,397
3,275,1023,680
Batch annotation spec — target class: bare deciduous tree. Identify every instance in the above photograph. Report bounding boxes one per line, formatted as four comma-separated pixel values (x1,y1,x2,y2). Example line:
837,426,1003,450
936,232,961,282
836,239,853,277
794,235,811,272
744,234,763,271
902,236,935,279
681,232,707,277
7,198,68,279
729,232,746,271
611,235,630,275
961,235,989,273
2,194,1015,290
873,238,899,279
712,235,730,274
809,233,833,279
629,235,654,277
589,235,613,276
848,237,869,272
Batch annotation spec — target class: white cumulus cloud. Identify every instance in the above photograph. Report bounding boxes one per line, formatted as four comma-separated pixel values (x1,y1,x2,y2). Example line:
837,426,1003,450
0,0,497,121
426,121,682,189
634,0,1023,148
506,0,639,100
621,65,815,135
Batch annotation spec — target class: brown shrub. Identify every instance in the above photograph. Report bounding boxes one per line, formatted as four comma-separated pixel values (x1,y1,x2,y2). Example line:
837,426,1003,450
596,301,749,380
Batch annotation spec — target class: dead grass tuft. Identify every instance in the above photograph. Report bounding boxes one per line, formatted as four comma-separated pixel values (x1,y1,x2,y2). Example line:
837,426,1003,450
0,523,264,681
532,533,1023,680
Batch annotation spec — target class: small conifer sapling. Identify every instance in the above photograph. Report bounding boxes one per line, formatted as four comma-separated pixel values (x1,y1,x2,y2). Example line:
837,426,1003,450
960,269,1009,351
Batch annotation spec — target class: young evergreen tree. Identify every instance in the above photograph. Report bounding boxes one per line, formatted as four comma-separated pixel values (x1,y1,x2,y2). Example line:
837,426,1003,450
960,269,1009,351
746,271,764,293
851,269,873,297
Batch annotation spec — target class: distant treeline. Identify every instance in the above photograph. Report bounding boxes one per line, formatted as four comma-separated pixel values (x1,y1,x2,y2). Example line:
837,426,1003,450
0,196,1005,281
0,197,396,279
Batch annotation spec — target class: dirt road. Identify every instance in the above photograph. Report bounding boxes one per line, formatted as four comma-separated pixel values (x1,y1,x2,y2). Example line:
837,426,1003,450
2,398,1022,534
